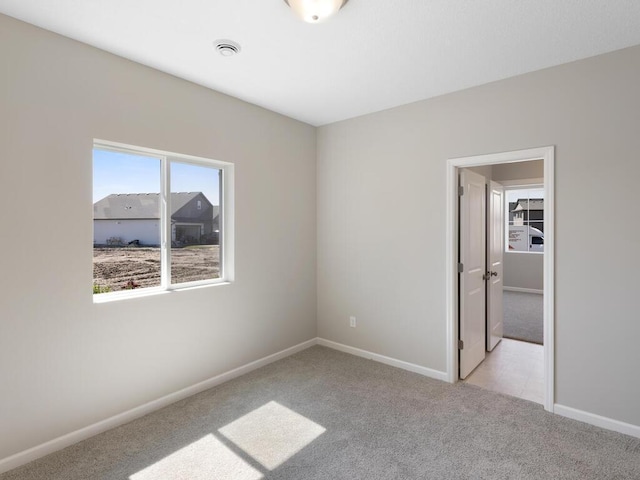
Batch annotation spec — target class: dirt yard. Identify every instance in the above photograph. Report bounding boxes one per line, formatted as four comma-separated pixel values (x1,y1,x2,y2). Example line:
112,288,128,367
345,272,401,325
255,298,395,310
93,246,220,292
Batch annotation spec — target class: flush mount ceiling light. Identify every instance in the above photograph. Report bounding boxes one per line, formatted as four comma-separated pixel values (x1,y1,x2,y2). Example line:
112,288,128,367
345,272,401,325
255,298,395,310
214,39,241,57
284,0,349,23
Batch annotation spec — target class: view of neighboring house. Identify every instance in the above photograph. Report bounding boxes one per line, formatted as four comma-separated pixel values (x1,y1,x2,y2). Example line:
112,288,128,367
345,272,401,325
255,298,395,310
509,198,544,232
93,192,219,246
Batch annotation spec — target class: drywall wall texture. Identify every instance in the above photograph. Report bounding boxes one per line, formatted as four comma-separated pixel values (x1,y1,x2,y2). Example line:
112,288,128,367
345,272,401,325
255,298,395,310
503,252,543,291
318,45,640,427
492,159,543,182
465,165,493,178
0,15,316,460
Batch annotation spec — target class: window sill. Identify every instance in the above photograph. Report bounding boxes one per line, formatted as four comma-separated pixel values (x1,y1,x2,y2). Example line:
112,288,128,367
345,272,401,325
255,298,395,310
93,280,231,303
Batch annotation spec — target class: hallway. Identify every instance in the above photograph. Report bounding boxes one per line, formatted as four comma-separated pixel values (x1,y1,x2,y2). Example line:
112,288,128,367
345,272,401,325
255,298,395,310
464,338,544,404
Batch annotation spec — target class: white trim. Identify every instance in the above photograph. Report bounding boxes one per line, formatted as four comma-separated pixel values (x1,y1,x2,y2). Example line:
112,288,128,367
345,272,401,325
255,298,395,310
542,150,555,412
221,165,235,282
317,338,448,382
554,404,640,439
445,160,457,383
504,184,545,255
450,147,550,167
0,338,317,475
446,146,555,412
503,286,543,295
161,154,170,288
93,139,234,168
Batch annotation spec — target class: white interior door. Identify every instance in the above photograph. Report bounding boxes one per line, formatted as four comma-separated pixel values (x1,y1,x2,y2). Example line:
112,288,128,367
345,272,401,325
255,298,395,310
459,169,486,379
487,180,504,351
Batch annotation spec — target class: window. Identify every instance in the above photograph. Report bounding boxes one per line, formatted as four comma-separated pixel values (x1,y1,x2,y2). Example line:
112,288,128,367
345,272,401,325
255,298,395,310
92,141,233,297
506,186,544,253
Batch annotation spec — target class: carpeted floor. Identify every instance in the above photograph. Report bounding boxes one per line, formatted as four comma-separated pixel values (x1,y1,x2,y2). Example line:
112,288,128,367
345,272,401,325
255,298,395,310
2,346,639,480
503,290,544,344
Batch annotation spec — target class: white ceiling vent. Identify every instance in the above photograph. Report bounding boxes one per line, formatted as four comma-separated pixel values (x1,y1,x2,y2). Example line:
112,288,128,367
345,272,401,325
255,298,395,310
214,40,241,57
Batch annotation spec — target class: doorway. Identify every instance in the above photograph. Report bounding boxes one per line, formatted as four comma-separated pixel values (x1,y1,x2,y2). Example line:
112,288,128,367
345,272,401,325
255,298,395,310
445,147,555,412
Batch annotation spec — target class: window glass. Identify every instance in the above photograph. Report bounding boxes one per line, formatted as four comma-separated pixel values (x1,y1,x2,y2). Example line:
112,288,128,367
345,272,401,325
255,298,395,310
93,149,161,293
170,161,222,285
506,187,544,253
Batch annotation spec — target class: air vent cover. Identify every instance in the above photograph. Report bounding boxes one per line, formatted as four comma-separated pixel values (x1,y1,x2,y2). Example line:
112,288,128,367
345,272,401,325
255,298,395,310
214,40,241,57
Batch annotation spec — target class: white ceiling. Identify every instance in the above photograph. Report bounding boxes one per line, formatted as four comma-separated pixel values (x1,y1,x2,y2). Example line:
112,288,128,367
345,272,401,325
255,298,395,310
2,0,640,126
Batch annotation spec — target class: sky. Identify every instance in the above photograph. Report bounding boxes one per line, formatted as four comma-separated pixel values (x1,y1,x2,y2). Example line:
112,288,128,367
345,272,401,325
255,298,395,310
93,149,220,204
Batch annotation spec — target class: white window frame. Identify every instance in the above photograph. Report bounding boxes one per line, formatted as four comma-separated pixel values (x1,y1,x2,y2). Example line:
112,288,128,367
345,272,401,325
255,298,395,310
504,181,544,255
93,139,234,302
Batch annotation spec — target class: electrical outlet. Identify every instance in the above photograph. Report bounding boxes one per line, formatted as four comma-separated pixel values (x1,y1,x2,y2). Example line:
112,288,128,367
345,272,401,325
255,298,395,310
349,316,356,328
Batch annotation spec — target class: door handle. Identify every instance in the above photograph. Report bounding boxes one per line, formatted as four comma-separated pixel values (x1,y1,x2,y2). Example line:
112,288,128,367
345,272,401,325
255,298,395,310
491,271,498,277
483,272,491,281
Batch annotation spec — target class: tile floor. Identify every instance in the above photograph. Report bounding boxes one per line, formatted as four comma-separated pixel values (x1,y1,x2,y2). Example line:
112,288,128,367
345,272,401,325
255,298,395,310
464,338,544,404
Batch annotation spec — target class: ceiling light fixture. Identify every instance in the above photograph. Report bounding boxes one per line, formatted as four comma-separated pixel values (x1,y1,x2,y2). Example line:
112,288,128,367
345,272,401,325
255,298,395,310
284,0,349,23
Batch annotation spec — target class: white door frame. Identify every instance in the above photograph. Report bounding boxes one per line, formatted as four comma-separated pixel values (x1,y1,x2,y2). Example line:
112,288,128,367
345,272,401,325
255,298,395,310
445,146,555,412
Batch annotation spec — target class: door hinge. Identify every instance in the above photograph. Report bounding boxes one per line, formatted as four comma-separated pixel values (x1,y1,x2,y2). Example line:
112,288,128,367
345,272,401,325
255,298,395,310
458,263,464,273
458,185,464,196
458,339,464,350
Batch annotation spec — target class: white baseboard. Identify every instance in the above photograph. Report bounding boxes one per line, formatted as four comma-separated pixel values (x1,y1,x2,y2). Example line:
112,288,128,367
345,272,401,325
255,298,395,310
0,338,318,475
503,286,543,295
317,338,448,382
554,404,640,439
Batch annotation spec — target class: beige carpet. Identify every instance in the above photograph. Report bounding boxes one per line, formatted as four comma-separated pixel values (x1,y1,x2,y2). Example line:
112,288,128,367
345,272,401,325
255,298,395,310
2,346,639,479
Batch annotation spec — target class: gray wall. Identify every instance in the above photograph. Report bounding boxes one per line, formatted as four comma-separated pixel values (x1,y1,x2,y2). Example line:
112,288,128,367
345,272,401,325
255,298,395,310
492,159,543,182
466,165,493,178
0,15,317,460
503,252,544,291
318,45,640,426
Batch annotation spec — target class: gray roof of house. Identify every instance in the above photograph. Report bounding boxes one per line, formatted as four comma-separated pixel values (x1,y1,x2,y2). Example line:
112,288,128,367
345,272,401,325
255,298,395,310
94,192,217,219
511,198,544,212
